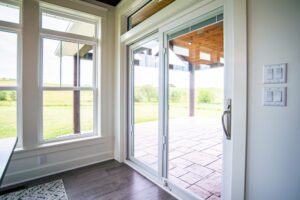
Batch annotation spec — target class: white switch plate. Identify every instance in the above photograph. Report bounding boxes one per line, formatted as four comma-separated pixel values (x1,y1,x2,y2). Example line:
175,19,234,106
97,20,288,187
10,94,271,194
263,63,287,83
263,87,286,106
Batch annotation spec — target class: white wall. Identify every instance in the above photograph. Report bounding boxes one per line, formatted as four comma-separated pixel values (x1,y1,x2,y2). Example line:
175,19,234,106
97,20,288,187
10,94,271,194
246,0,300,199
2,0,115,187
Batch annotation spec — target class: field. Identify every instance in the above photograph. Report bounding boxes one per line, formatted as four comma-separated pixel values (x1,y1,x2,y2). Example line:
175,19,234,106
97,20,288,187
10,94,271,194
134,102,223,124
0,79,223,140
0,87,93,140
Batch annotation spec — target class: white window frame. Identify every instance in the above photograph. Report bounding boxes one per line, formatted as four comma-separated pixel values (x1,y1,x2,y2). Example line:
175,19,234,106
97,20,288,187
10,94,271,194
38,4,100,144
0,0,22,145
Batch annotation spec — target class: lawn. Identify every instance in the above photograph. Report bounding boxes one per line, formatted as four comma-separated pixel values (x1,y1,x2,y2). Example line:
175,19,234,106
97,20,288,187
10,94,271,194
1,100,222,139
134,102,223,124
0,90,93,140
0,79,223,139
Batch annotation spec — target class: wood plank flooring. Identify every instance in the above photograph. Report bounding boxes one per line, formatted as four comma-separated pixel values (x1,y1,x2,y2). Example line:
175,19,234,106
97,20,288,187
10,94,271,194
0,160,177,200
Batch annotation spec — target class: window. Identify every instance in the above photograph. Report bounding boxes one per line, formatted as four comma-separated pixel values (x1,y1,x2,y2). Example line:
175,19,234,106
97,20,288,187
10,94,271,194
220,57,224,64
173,45,189,57
0,1,21,139
42,12,96,37
40,4,100,141
0,1,20,24
127,0,175,30
200,51,211,61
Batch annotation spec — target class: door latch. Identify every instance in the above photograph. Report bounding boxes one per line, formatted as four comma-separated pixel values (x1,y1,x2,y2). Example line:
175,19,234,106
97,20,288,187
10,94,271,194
222,99,232,140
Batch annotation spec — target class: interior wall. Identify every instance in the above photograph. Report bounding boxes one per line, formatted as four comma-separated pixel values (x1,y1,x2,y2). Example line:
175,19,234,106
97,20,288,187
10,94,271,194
2,0,115,187
247,0,300,199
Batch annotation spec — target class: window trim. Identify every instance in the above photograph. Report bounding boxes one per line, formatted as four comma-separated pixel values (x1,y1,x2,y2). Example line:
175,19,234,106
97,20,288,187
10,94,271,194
40,31,97,45
38,5,100,144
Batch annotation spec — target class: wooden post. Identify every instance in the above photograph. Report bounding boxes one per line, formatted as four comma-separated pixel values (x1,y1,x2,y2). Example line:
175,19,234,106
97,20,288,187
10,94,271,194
73,55,80,134
189,63,195,117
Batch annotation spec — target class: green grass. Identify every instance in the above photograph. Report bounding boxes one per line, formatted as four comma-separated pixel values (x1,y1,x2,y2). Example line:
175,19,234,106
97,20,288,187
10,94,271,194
43,91,93,140
0,104,17,138
134,102,223,124
0,90,94,140
0,79,223,139
1,100,221,139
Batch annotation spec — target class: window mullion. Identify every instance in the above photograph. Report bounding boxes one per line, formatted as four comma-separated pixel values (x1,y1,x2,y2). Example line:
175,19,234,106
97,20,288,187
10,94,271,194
60,41,62,87
22,0,39,148
40,29,97,45
77,43,80,87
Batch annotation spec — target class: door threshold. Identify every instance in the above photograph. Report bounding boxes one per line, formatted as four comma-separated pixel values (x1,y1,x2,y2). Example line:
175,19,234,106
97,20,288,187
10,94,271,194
124,160,202,200
124,160,181,199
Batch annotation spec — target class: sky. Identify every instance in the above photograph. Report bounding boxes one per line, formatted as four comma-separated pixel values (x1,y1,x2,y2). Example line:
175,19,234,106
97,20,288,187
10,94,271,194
0,31,17,81
0,3,19,82
0,3,223,89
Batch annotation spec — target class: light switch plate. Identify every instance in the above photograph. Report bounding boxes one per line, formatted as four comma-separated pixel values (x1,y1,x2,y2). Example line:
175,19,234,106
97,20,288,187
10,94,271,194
263,87,286,106
263,63,287,83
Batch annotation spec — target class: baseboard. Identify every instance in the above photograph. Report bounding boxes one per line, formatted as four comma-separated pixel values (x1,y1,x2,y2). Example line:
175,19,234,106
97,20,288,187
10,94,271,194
1,151,114,188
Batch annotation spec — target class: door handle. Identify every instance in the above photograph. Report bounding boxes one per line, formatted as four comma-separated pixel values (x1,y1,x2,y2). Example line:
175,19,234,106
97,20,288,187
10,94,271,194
222,99,231,140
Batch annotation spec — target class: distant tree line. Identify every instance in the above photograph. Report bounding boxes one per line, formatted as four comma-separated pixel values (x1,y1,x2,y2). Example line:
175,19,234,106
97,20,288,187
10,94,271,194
134,85,222,104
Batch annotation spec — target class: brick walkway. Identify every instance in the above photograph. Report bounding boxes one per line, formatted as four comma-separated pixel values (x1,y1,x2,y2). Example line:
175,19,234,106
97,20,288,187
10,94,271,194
134,117,222,200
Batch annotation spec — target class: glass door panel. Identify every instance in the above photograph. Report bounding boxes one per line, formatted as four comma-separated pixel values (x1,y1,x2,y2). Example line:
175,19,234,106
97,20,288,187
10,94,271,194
129,37,159,172
167,21,224,199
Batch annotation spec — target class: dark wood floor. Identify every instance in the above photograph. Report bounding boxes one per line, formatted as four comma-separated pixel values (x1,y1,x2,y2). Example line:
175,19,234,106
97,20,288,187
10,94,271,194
1,160,177,200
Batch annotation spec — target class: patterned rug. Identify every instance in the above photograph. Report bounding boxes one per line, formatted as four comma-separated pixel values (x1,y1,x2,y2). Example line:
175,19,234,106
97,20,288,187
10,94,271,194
0,180,68,200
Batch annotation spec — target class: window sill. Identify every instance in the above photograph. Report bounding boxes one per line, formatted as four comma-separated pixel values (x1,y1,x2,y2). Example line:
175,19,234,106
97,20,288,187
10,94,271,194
13,135,111,160
40,132,97,144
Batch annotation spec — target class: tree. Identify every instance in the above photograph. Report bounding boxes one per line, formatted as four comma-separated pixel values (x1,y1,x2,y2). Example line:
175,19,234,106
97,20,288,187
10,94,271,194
139,85,158,102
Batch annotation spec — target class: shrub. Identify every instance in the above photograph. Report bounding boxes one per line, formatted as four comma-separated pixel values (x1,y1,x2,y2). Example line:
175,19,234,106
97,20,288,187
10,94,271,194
139,85,158,102
197,89,214,103
134,92,143,102
169,89,182,103
0,91,7,101
9,92,16,101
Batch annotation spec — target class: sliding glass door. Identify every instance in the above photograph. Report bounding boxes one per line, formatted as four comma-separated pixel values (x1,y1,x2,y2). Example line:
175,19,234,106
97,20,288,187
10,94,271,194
128,35,160,173
166,18,224,199
128,11,225,200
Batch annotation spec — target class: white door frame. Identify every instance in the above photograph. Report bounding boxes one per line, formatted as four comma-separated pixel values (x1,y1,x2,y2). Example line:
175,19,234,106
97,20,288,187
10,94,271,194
223,0,247,199
127,32,160,177
116,0,247,199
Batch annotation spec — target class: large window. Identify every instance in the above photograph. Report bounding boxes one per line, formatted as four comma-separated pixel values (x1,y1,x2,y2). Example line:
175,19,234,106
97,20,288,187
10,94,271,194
0,1,21,139
40,4,100,142
127,0,175,30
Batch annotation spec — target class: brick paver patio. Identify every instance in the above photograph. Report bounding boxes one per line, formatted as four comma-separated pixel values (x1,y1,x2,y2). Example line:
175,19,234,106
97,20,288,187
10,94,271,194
134,117,222,200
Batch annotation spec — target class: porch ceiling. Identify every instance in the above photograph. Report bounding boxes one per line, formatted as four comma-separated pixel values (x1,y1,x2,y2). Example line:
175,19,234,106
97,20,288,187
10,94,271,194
170,21,224,67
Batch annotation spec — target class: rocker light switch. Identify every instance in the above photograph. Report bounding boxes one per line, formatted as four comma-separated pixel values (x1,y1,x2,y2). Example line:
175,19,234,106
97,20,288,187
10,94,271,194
274,67,283,80
263,63,287,83
266,68,273,81
265,90,273,102
263,87,286,106
273,90,282,102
